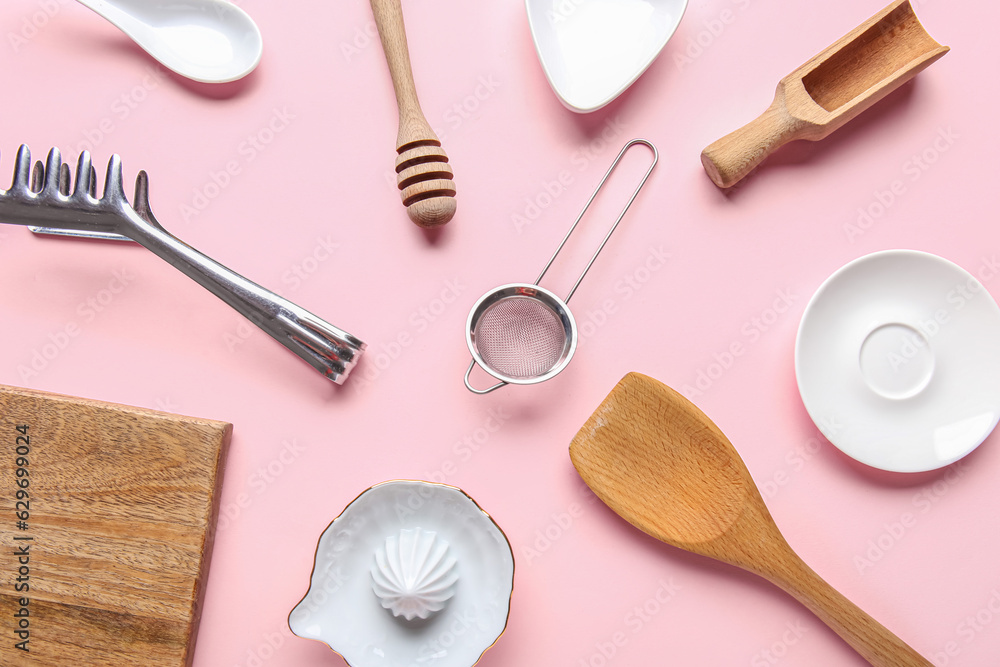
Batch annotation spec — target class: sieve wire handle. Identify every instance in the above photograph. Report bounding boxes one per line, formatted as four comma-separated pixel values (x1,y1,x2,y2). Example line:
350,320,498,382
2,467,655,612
534,138,658,303
464,359,507,394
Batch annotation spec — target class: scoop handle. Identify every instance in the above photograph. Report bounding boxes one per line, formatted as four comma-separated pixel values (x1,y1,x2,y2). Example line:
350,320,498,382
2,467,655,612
766,550,931,666
700,88,809,188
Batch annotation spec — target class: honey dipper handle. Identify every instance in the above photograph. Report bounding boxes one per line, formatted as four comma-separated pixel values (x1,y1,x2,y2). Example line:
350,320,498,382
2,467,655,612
700,88,810,188
369,0,435,148
766,550,931,666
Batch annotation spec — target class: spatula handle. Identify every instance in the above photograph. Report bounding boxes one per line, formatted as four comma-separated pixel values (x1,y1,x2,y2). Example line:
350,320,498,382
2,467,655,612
700,90,810,189
769,553,931,666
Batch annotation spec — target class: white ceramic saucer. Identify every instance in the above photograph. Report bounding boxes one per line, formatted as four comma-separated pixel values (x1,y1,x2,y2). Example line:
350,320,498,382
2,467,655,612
288,481,514,667
526,0,688,112
795,250,1000,472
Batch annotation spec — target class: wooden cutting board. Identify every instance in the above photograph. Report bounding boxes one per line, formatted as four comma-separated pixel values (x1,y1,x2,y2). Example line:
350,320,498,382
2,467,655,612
0,385,231,667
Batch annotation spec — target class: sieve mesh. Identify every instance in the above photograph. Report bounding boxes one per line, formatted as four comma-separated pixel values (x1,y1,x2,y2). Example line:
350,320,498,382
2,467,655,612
473,296,568,379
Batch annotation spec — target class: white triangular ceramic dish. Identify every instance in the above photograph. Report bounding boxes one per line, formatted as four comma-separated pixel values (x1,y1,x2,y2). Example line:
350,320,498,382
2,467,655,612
526,0,688,112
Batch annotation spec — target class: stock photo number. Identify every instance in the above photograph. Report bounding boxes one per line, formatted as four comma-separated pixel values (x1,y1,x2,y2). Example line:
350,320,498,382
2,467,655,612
10,423,33,653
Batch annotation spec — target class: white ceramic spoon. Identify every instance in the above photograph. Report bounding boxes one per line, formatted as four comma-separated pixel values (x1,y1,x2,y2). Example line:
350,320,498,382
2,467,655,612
526,0,688,112
76,0,263,83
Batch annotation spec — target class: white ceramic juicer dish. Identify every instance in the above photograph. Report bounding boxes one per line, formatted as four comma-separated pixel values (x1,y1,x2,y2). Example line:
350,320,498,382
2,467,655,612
289,481,514,667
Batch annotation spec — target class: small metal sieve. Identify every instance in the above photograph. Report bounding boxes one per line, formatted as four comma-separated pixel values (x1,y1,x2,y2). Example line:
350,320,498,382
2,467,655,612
465,139,658,394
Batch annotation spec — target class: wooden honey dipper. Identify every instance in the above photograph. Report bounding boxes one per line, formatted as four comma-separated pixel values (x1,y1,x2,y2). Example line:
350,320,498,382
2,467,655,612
370,0,456,228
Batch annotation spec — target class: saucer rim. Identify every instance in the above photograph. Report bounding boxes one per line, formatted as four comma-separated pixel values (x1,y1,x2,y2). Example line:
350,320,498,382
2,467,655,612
794,249,1000,473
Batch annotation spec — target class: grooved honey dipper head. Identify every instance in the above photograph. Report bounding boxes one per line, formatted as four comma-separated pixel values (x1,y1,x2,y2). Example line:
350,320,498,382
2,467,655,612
395,141,456,228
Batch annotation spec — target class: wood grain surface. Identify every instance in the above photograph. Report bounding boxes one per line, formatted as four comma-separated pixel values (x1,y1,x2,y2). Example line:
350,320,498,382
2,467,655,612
0,385,231,666
570,372,931,666
370,0,457,227
700,0,949,188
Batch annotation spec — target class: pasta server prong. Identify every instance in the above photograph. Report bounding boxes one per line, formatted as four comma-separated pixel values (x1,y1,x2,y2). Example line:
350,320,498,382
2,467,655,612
0,145,365,384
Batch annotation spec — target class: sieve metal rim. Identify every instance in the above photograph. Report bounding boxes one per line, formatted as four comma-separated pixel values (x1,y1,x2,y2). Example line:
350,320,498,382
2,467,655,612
466,283,578,385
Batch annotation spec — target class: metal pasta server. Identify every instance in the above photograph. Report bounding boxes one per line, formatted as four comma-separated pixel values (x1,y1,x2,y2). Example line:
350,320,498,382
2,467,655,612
464,138,657,394
0,145,365,384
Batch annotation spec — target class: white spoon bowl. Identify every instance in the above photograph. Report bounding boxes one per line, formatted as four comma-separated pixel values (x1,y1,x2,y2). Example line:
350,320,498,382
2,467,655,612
77,0,263,83
526,0,688,112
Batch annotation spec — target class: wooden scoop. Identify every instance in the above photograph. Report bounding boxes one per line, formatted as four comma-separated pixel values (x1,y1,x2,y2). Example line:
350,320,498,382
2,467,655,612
701,0,948,188
569,373,931,666
370,0,457,227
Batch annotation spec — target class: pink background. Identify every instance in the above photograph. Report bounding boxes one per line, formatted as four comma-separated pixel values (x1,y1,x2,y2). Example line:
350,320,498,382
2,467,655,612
1,0,998,665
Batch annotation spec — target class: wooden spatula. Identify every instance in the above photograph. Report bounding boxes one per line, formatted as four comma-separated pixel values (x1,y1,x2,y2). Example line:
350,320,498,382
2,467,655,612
569,372,930,667
700,0,948,188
